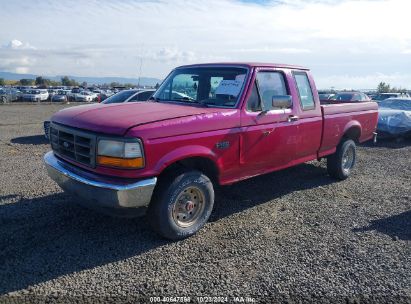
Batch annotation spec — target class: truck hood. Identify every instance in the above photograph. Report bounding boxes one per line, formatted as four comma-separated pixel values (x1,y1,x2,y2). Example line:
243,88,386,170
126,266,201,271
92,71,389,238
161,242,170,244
51,102,219,135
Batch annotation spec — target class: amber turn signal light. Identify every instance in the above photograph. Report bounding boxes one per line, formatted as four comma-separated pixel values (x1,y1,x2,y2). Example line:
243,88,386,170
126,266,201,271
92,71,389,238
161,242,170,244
97,156,144,169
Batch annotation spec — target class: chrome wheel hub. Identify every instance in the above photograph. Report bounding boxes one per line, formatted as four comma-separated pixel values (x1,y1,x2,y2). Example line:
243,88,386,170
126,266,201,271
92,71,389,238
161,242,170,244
172,186,205,228
342,146,355,173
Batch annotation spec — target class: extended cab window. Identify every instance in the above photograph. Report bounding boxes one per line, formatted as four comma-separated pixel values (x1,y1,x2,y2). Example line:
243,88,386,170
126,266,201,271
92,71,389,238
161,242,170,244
256,72,287,110
294,72,315,110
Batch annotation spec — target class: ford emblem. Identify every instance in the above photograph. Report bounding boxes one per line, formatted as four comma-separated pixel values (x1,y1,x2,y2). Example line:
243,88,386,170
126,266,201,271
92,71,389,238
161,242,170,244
63,141,69,148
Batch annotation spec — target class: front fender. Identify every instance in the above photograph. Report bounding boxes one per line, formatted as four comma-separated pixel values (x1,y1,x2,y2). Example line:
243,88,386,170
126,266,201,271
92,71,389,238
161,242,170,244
153,145,219,173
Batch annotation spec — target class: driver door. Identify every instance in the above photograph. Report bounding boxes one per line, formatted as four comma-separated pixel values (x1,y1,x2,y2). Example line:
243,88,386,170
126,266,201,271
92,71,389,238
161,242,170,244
240,69,297,175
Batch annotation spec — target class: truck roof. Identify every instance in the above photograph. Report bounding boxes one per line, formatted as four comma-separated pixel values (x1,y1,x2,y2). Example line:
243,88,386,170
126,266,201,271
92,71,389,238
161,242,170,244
177,62,309,71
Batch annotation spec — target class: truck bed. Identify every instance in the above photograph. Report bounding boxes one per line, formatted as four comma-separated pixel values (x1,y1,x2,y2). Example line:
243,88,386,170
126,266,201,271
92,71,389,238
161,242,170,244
319,102,378,156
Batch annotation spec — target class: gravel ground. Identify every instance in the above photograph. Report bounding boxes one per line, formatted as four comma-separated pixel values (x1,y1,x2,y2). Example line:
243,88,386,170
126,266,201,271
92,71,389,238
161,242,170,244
0,104,410,303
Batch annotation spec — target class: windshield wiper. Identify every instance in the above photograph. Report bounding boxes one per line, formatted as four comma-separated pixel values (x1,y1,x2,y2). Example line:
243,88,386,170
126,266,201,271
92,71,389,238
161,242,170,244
149,96,161,102
173,97,195,102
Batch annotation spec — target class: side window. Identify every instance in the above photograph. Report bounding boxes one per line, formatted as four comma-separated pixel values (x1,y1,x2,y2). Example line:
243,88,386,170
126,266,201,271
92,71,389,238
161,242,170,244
256,72,287,110
294,72,315,110
246,81,262,112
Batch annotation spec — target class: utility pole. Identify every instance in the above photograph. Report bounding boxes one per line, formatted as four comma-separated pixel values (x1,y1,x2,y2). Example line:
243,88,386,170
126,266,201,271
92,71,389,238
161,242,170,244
137,57,143,89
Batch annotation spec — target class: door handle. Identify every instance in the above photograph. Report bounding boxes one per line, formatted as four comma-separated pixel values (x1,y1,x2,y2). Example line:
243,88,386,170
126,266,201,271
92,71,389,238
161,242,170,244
288,115,299,122
262,129,273,136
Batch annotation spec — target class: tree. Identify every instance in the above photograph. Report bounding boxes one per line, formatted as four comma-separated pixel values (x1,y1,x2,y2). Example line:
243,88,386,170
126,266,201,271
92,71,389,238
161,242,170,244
0,78,5,86
110,82,121,87
35,76,54,87
61,76,79,87
377,82,391,93
155,83,160,89
35,76,44,86
49,80,62,87
19,79,34,86
391,87,407,93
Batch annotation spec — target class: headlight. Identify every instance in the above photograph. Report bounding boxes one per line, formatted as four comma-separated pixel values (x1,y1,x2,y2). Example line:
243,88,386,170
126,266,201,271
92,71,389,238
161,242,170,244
97,139,144,169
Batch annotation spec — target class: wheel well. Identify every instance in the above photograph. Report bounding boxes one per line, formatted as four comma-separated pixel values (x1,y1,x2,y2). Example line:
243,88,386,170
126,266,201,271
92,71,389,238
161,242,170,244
159,157,219,186
343,126,361,143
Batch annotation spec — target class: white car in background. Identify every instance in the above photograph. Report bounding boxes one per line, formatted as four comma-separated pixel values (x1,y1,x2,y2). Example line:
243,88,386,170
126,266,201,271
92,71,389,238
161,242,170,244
22,89,49,102
75,91,98,102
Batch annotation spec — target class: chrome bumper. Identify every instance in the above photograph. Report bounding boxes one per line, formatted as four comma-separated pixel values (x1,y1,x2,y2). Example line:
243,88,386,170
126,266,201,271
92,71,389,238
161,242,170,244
44,151,157,213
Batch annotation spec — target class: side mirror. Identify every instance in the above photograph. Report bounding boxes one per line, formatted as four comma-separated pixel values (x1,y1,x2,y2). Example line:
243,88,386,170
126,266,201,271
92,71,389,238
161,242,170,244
272,95,292,109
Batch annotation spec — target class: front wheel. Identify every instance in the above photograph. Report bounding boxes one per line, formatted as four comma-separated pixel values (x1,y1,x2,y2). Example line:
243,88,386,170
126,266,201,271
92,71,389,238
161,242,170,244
327,139,357,180
147,170,214,240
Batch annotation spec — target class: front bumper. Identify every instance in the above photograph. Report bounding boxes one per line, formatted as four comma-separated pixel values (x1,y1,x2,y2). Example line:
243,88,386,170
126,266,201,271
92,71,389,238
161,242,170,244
44,151,157,215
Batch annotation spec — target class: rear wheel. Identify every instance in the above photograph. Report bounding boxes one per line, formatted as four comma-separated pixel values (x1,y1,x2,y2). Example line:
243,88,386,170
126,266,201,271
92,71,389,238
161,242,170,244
327,139,356,180
147,170,214,240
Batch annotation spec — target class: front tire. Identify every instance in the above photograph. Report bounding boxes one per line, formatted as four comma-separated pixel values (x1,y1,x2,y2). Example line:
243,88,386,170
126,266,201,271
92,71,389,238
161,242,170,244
147,170,214,240
327,139,356,180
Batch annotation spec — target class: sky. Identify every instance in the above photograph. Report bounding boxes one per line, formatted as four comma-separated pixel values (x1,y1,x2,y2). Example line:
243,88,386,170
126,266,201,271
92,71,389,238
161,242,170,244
0,0,411,89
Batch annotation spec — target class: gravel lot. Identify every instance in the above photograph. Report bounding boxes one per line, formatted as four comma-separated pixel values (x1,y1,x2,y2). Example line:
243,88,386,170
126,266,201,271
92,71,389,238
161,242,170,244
0,104,410,303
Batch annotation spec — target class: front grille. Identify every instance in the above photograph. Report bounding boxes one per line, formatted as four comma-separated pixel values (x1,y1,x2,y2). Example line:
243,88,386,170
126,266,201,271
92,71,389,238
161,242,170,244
43,121,50,140
49,123,96,167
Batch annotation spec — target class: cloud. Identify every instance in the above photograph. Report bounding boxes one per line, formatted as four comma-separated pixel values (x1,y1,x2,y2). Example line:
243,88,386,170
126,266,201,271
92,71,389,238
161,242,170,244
4,39,35,50
234,47,312,54
0,39,96,74
0,40,37,73
316,72,411,89
0,0,410,88
150,47,197,63
14,67,30,74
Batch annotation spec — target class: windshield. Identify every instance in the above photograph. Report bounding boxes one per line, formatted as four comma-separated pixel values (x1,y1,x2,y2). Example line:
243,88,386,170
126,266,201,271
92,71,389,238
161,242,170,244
379,99,411,110
153,67,248,108
102,90,137,104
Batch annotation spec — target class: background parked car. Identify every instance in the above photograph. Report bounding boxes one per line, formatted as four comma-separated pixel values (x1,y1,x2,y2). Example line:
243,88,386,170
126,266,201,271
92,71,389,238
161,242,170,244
75,91,98,102
51,90,70,102
47,89,60,100
98,89,114,101
326,92,371,103
102,89,155,104
318,92,336,101
372,92,410,102
67,87,82,101
0,88,21,103
22,89,49,102
377,98,411,138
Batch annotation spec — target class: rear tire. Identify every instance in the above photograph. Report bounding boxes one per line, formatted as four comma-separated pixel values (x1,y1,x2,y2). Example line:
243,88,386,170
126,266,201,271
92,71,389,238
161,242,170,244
327,139,356,180
147,170,214,240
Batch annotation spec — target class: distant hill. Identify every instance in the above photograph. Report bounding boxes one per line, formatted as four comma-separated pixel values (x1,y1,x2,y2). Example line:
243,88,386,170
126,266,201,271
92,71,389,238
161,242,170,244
0,71,162,87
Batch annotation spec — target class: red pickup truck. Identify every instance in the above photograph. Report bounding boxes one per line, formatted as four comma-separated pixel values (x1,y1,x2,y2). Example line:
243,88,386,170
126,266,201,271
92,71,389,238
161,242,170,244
44,63,378,240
